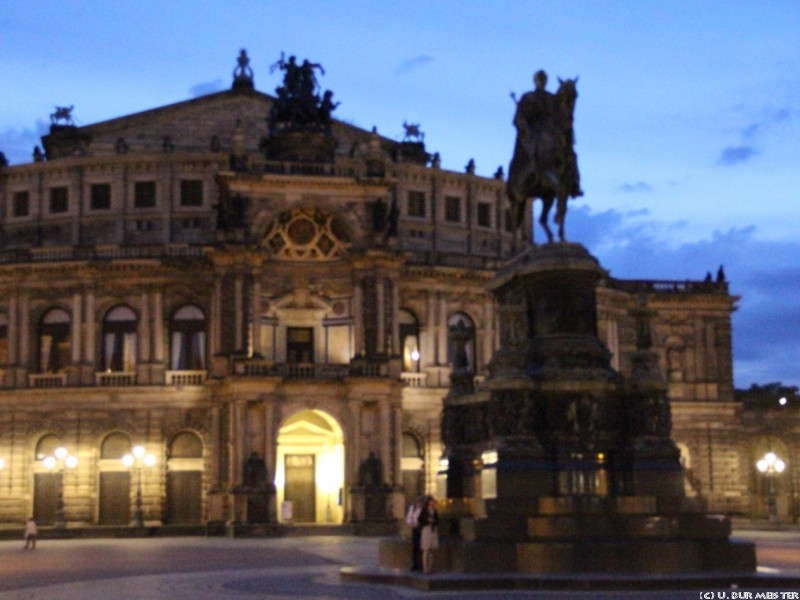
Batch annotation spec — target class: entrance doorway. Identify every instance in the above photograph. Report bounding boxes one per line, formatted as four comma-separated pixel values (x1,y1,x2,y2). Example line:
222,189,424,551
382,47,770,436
276,410,344,524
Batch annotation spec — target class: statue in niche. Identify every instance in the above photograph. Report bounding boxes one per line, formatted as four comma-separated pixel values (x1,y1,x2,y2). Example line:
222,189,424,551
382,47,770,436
243,451,268,488
358,451,383,488
507,70,582,242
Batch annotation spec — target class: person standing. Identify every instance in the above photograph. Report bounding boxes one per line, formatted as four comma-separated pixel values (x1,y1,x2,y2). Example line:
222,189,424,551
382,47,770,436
23,517,37,550
418,497,439,574
405,496,425,571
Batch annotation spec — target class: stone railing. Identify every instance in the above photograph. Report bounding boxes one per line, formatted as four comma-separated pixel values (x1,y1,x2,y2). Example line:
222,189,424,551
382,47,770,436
231,358,389,380
28,373,67,388
401,372,428,387
607,278,728,295
165,370,207,386
0,244,208,265
95,371,137,386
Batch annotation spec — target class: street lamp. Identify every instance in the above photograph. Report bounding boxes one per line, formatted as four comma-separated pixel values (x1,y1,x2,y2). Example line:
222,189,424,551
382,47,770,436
756,451,785,521
122,445,156,527
43,447,78,529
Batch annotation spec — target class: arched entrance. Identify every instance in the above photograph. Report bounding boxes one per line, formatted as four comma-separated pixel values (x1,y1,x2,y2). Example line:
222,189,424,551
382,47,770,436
276,410,344,524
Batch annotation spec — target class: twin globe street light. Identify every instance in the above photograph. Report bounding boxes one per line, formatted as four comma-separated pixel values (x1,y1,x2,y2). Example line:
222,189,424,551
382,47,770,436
122,446,156,527
756,451,785,521
43,447,78,529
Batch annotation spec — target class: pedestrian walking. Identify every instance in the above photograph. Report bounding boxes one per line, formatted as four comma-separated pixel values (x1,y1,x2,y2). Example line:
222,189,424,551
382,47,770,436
418,497,439,574
405,496,425,571
23,517,37,550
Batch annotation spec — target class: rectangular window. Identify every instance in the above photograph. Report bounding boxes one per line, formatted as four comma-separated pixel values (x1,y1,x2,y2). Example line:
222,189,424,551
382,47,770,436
134,181,156,208
180,179,203,207
286,327,314,364
444,196,461,222
407,191,426,218
12,191,30,217
49,187,69,214
90,183,111,210
477,202,492,227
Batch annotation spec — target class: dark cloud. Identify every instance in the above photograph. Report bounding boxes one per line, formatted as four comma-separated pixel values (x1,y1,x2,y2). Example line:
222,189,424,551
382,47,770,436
618,181,652,193
189,79,224,98
393,55,434,76
565,206,800,388
718,145,757,165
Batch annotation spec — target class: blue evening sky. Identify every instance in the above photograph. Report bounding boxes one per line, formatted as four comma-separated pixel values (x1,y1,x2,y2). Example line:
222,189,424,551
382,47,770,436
1,1,798,388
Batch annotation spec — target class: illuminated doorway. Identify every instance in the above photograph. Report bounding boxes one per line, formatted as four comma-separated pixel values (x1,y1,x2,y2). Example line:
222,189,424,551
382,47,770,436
276,410,344,524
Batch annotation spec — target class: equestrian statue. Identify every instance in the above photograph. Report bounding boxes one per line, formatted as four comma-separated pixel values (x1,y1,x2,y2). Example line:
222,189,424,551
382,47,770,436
507,70,582,243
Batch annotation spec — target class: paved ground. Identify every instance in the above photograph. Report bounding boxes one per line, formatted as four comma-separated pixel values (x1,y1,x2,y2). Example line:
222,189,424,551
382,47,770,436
0,531,797,599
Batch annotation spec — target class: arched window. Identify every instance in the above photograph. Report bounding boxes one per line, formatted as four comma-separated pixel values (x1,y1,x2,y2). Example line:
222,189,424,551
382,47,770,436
100,432,131,460
169,431,203,458
170,306,206,370
39,308,71,373
35,434,61,461
447,312,476,374
399,309,420,372
103,306,138,372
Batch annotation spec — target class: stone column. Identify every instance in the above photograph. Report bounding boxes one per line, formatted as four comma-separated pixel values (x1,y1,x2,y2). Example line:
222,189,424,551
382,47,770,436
263,399,275,477
8,292,17,365
437,292,448,365
252,277,262,357
233,401,246,487
391,279,400,355
71,292,82,364
376,278,386,353
393,406,403,486
379,400,391,485
423,291,436,368
86,290,96,361
19,293,30,367
139,291,151,362
353,278,364,356
210,276,222,356
234,275,243,352
482,297,494,373
348,400,362,484
153,290,164,363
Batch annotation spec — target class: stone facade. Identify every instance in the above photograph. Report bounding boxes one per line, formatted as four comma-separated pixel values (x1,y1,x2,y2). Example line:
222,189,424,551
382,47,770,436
0,55,781,529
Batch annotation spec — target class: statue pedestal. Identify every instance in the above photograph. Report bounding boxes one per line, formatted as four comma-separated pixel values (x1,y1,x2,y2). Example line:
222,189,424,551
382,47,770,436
380,243,755,575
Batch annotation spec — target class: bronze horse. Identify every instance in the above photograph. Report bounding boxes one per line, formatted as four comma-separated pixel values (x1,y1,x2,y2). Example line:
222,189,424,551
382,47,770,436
507,78,581,243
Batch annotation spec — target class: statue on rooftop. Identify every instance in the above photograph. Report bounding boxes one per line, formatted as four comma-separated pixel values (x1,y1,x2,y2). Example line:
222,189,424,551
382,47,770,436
268,52,336,135
232,49,254,90
50,105,74,126
507,70,582,243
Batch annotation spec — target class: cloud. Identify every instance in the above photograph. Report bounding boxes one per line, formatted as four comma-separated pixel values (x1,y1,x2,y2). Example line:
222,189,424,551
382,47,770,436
718,145,757,165
189,79,224,98
564,206,800,388
618,181,652,193
393,55,434,76
0,121,49,165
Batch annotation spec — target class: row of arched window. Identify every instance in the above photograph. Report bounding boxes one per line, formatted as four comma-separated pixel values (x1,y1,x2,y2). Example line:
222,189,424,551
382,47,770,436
0,304,206,373
399,308,477,373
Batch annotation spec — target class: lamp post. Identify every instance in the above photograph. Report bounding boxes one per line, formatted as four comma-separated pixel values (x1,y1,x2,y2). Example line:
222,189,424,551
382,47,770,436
756,451,785,521
43,447,78,529
122,445,156,527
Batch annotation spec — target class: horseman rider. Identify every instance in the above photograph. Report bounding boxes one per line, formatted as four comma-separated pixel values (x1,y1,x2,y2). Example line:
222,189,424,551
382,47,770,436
513,70,561,188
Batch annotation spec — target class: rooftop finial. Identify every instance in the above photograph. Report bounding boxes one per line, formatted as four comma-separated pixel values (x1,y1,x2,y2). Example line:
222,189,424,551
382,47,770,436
232,49,254,91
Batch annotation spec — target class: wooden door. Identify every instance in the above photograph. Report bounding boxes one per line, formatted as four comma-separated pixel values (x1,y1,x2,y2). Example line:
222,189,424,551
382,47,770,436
166,471,202,524
99,471,131,525
284,454,315,522
33,473,58,525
